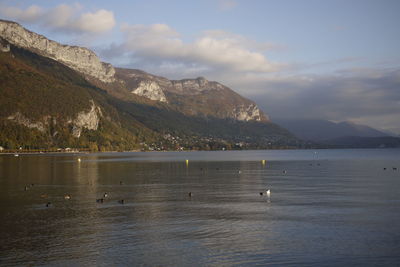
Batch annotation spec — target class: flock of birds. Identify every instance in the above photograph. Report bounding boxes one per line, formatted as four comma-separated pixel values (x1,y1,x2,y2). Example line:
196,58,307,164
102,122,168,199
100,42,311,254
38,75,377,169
23,160,275,208
32,187,272,208
22,158,398,208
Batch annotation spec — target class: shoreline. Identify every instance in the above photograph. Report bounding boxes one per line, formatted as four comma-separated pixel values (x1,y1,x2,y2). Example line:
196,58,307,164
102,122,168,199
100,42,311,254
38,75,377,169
1,147,398,155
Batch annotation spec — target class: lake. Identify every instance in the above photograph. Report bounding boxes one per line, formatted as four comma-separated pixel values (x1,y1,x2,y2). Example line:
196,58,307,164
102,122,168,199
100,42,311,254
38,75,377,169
0,149,399,266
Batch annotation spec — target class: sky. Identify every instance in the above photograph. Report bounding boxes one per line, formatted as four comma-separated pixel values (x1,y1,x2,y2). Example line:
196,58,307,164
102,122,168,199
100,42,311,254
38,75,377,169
1,0,399,134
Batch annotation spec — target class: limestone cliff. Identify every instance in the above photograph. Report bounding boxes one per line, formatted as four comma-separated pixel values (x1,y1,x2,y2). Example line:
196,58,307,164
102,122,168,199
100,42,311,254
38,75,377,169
71,100,102,138
6,100,102,138
131,81,168,103
0,20,115,83
7,112,47,132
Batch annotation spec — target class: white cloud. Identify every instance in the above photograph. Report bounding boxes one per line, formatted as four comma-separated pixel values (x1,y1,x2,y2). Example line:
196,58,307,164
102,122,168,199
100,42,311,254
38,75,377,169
0,5,43,22
73,9,115,33
118,23,281,74
0,4,115,34
218,0,237,10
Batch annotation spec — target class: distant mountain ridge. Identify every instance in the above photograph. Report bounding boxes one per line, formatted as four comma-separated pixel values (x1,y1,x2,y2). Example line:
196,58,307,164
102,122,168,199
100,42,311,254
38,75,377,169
274,118,389,141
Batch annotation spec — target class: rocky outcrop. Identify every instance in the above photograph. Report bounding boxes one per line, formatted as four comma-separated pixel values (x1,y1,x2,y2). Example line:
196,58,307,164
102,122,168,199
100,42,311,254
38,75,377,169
71,101,102,138
132,81,168,102
7,112,47,132
0,38,10,52
233,104,266,122
0,20,115,83
6,101,102,138
169,77,221,94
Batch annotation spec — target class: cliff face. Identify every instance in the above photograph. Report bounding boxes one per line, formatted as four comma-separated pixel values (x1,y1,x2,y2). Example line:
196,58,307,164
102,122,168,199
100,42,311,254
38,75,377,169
0,20,115,83
132,81,168,103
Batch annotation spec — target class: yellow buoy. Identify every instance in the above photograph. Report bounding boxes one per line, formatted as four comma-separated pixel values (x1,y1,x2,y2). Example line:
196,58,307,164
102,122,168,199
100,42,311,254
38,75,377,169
185,159,189,166
77,158,81,162
261,160,266,165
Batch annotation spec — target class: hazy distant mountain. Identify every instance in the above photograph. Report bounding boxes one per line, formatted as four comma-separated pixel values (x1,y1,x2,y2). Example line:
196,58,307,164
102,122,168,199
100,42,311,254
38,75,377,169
0,19,296,151
322,136,400,148
274,118,389,141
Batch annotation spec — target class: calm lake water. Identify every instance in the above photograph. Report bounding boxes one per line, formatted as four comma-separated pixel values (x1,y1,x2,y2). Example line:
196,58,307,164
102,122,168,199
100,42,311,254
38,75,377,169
0,149,399,266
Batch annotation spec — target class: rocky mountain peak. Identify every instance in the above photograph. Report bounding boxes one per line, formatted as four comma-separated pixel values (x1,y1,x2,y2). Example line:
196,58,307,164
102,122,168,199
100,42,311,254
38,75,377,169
116,69,269,122
0,20,115,83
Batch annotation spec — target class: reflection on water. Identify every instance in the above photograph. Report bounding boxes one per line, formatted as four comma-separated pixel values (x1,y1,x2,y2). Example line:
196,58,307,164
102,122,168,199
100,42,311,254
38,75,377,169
0,150,400,266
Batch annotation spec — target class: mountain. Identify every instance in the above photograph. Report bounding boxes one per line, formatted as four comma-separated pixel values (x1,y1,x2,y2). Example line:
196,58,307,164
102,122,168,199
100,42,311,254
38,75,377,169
322,136,400,148
0,19,267,123
274,119,389,141
115,68,269,122
0,19,297,151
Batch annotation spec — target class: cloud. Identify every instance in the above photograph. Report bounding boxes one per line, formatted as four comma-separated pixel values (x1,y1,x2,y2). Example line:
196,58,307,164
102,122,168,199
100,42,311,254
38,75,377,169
0,4,115,34
218,0,238,11
72,9,115,33
234,68,400,133
114,23,282,74
103,23,400,133
0,5,43,22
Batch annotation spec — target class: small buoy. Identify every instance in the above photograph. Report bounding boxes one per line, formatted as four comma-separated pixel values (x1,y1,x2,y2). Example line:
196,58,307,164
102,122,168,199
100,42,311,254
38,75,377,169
188,192,193,197
283,170,287,174
24,186,29,191
14,154,19,157
185,159,189,166
103,192,108,198
64,194,71,200
118,199,124,204
77,158,81,162
261,160,266,165
238,170,242,174
266,189,271,198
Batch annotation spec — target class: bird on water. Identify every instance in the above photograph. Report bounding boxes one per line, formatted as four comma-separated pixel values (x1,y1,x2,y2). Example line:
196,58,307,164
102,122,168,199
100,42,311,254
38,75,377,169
260,189,271,198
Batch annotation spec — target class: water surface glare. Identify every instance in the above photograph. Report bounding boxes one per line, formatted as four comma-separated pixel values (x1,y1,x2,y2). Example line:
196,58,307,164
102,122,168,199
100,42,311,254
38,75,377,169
1,149,399,266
